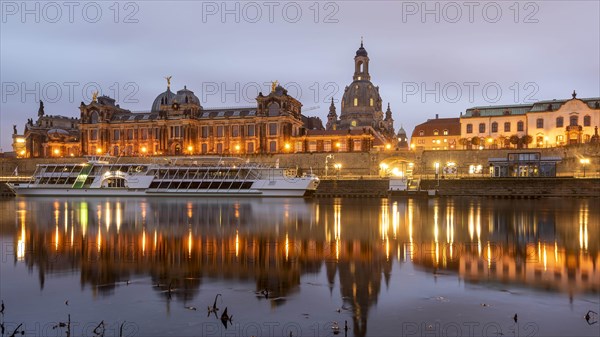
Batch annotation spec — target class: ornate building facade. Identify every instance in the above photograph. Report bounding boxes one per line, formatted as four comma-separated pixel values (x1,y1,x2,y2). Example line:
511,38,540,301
410,116,461,151
79,82,305,156
12,101,80,158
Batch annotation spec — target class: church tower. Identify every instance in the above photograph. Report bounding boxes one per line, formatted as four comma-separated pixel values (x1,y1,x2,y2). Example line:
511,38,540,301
326,97,338,130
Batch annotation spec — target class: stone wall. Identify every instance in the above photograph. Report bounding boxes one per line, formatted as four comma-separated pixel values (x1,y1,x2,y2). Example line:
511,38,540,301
2,144,598,178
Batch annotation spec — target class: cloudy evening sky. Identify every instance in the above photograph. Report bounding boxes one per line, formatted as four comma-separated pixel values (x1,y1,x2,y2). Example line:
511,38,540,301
1,0,599,150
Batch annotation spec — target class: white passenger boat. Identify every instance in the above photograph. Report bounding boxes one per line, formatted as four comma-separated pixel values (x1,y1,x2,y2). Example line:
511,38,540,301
8,156,320,197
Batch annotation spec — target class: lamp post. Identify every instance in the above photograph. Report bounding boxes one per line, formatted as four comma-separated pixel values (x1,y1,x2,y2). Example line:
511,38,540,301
580,158,590,177
325,154,334,178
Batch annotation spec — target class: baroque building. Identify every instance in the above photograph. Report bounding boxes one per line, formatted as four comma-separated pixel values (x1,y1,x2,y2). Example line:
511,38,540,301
79,81,305,156
326,41,396,141
459,92,600,149
12,101,80,158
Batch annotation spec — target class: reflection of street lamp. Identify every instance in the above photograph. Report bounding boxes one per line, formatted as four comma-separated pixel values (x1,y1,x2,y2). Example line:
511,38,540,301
434,162,440,186
325,154,334,178
544,136,549,148
334,163,342,179
580,158,590,177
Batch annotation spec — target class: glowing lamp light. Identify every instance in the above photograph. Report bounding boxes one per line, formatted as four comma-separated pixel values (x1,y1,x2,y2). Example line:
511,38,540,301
234,144,241,152
487,138,493,143
16,138,25,143
53,149,60,155
335,142,341,148
410,144,415,149
284,143,291,150
187,145,193,152
334,163,342,170
141,146,147,153
96,148,103,154
385,143,392,150
380,163,389,170
20,150,26,155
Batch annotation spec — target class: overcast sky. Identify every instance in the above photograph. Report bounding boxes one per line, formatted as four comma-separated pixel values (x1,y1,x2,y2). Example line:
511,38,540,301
1,0,599,150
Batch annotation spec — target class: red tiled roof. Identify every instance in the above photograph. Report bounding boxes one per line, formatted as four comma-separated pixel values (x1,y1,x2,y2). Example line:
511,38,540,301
411,118,460,138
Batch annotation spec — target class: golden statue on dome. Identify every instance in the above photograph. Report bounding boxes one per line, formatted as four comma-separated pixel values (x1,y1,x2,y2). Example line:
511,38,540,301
165,76,172,89
271,80,278,92
92,91,98,103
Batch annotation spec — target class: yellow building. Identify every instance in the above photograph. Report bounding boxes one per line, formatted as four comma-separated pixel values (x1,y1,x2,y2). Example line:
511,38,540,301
460,92,599,149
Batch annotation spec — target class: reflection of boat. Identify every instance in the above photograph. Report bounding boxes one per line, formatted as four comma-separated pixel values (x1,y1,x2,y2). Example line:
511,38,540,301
8,156,320,197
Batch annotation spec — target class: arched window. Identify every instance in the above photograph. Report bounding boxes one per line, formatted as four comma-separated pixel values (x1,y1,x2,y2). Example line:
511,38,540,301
504,122,511,132
570,116,578,126
584,115,591,126
491,122,498,133
358,61,364,73
268,102,280,116
353,98,358,106
90,111,99,124
479,123,486,133
369,98,374,107
556,117,563,127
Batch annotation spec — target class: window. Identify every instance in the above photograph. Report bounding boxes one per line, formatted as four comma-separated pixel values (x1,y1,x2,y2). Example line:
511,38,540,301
231,125,239,137
351,120,357,127
141,128,148,140
570,116,578,126
443,129,448,135
216,143,223,154
216,126,224,138
491,122,498,133
517,121,524,132
170,126,182,139
269,123,278,136
338,141,347,152
353,139,362,151
113,129,120,141
536,118,543,128
466,124,473,134
201,126,209,138
127,129,134,140
433,129,439,136
201,143,208,153
369,98,374,107
556,135,564,143
295,141,303,152
269,141,277,153
353,98,358,106
556,117,563,128
247,124,255,137
419,130,425,136
479,123,485,133
90,129,98,141
308,141,317,152
154,128,160,139
268,103,279,116
504,122,511,132
246,142,254,153
584,115,591,126
90,111,99,123
324,140,331,152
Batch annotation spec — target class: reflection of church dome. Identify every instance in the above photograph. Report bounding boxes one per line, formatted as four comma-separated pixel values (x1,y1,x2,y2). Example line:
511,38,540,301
151,88,176,112
173,86,201,106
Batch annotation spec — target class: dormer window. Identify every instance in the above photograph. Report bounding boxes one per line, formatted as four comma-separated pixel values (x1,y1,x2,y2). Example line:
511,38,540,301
433,129,439,136
419,130,424,136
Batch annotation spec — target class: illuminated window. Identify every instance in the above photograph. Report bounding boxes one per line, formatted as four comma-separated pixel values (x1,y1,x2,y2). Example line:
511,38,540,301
443,129,448,135
353,98,358,106
351,120,357,127
433,129,439,136
419,130,424,136
369,98,374,106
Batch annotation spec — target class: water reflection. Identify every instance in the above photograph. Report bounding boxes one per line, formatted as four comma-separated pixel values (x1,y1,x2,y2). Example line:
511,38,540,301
1,197,598,336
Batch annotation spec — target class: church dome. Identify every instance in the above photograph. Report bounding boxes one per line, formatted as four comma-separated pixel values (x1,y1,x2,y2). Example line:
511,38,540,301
341,80,382,116
356,42,368,57
173,86,201,106
151,88,176,112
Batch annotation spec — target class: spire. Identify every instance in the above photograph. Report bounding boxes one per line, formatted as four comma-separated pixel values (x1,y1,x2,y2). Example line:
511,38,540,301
361,36,363,48
328,97,337,116
572,90,577,99
385,103,392,120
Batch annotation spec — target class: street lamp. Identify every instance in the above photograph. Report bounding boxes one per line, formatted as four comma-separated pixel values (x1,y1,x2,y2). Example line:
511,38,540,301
334,163,342,179
580,158,590,177
379,163,389,177
325,154,334,178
